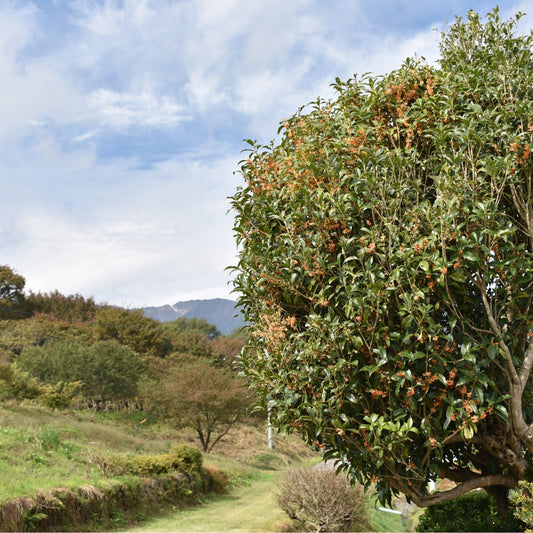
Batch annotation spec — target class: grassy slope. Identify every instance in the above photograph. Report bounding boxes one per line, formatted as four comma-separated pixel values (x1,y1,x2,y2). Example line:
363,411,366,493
0,404,413,532
0,405,173,502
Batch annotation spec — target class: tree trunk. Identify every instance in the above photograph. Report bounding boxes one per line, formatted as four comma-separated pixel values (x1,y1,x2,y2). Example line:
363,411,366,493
486,486,510,518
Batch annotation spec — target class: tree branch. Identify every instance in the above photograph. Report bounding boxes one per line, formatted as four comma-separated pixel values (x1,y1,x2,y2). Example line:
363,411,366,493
405,474,518,508
519,337,533,394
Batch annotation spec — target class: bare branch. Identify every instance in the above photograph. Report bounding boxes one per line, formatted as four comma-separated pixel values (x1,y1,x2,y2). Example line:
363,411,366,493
519,337,533,394
407,474,518,508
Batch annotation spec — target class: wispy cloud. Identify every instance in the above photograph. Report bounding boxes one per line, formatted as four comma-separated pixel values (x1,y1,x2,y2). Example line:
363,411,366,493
88,89,189,129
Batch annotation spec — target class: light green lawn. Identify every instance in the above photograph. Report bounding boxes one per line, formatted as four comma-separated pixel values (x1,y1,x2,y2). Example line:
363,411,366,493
130,467,412,533
131,469,289,532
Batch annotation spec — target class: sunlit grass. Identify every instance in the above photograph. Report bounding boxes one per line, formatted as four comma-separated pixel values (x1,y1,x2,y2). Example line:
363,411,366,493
0,404,177,502
0,404,416,531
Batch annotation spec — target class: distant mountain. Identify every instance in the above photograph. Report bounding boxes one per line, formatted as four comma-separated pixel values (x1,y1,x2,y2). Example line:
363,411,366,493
142,298,245,335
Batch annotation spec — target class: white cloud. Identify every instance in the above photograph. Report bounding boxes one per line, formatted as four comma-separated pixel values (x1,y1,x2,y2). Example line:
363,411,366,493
1,0,531,309
88,89,189,128
0,4,82,140
2,140,240,307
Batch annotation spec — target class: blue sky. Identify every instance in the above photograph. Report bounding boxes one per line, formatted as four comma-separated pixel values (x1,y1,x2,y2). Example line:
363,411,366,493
2,0,531,308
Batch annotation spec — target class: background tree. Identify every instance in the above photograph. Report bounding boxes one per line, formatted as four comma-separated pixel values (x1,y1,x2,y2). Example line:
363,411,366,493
0,314,93,358
95,306,171,358
161,316,221,339
25,290,98,322
142,355,253,452
16,339,144,403
231,9,533,513
0,265,26,319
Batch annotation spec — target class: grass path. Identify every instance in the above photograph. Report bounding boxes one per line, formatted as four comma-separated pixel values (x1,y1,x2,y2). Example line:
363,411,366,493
130,469,289,532
129,469,410,533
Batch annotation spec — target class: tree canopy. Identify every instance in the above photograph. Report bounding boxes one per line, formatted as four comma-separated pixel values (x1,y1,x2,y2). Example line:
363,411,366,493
231,9,533,511
0,265,26,319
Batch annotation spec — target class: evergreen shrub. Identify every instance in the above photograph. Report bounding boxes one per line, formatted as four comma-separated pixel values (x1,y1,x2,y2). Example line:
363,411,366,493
416,491,525,532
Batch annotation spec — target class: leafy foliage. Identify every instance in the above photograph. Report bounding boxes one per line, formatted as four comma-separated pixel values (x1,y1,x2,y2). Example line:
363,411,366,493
510,481,533,531
161,316,221,339
17,340,144,402
25,290,98,322
142,355,253,452
416,490,525,532
95,306,171,357
0,314,93,357
109,444,203,476
231,9,533,510
0,363,42,403
0,265,26,319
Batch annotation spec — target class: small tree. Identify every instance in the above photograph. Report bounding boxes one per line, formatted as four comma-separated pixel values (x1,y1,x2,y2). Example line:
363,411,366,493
231,9,533,513
277,466,371,532
0,265,26,319
143,356,253,452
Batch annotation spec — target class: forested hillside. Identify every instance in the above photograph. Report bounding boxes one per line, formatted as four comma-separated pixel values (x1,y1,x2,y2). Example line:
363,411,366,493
0,265,250,452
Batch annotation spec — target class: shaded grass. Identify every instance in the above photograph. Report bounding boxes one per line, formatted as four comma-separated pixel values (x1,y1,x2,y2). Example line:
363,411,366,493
370,505,408,533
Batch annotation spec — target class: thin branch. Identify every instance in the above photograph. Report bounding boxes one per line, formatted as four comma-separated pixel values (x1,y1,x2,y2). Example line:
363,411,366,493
519,337,533,394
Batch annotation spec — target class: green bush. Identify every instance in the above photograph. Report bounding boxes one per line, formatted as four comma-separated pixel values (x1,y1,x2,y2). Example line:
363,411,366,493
510,481,533,531
39,380,83,410
168,444,203,472
0,363,41,403
416,491,525,532
109,444,203,477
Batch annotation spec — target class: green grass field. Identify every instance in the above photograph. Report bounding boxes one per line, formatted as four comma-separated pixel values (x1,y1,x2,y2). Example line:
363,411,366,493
0,403,414,532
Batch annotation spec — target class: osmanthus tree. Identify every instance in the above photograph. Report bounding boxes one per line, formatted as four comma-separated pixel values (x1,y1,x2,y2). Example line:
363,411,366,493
230,10,533,513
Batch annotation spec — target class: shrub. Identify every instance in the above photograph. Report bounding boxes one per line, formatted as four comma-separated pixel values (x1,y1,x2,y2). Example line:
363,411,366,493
277,465,371,532
39,381,83,410
168,444,203,473
202,465,229,493
416,490,525,532
0,363,41,403
107,444,203,477
510,481,533,532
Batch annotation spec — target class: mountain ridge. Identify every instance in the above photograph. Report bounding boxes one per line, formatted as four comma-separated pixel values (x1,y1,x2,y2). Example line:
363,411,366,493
142,298,244,334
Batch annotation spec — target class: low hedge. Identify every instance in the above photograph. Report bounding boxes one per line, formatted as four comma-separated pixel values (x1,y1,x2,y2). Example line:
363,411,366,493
110,443,203,476
0,444,229,531
416,490,526,532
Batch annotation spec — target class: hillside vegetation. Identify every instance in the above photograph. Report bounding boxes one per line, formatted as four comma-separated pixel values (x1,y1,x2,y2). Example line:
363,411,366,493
0,402,319,531
0,268,414,531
